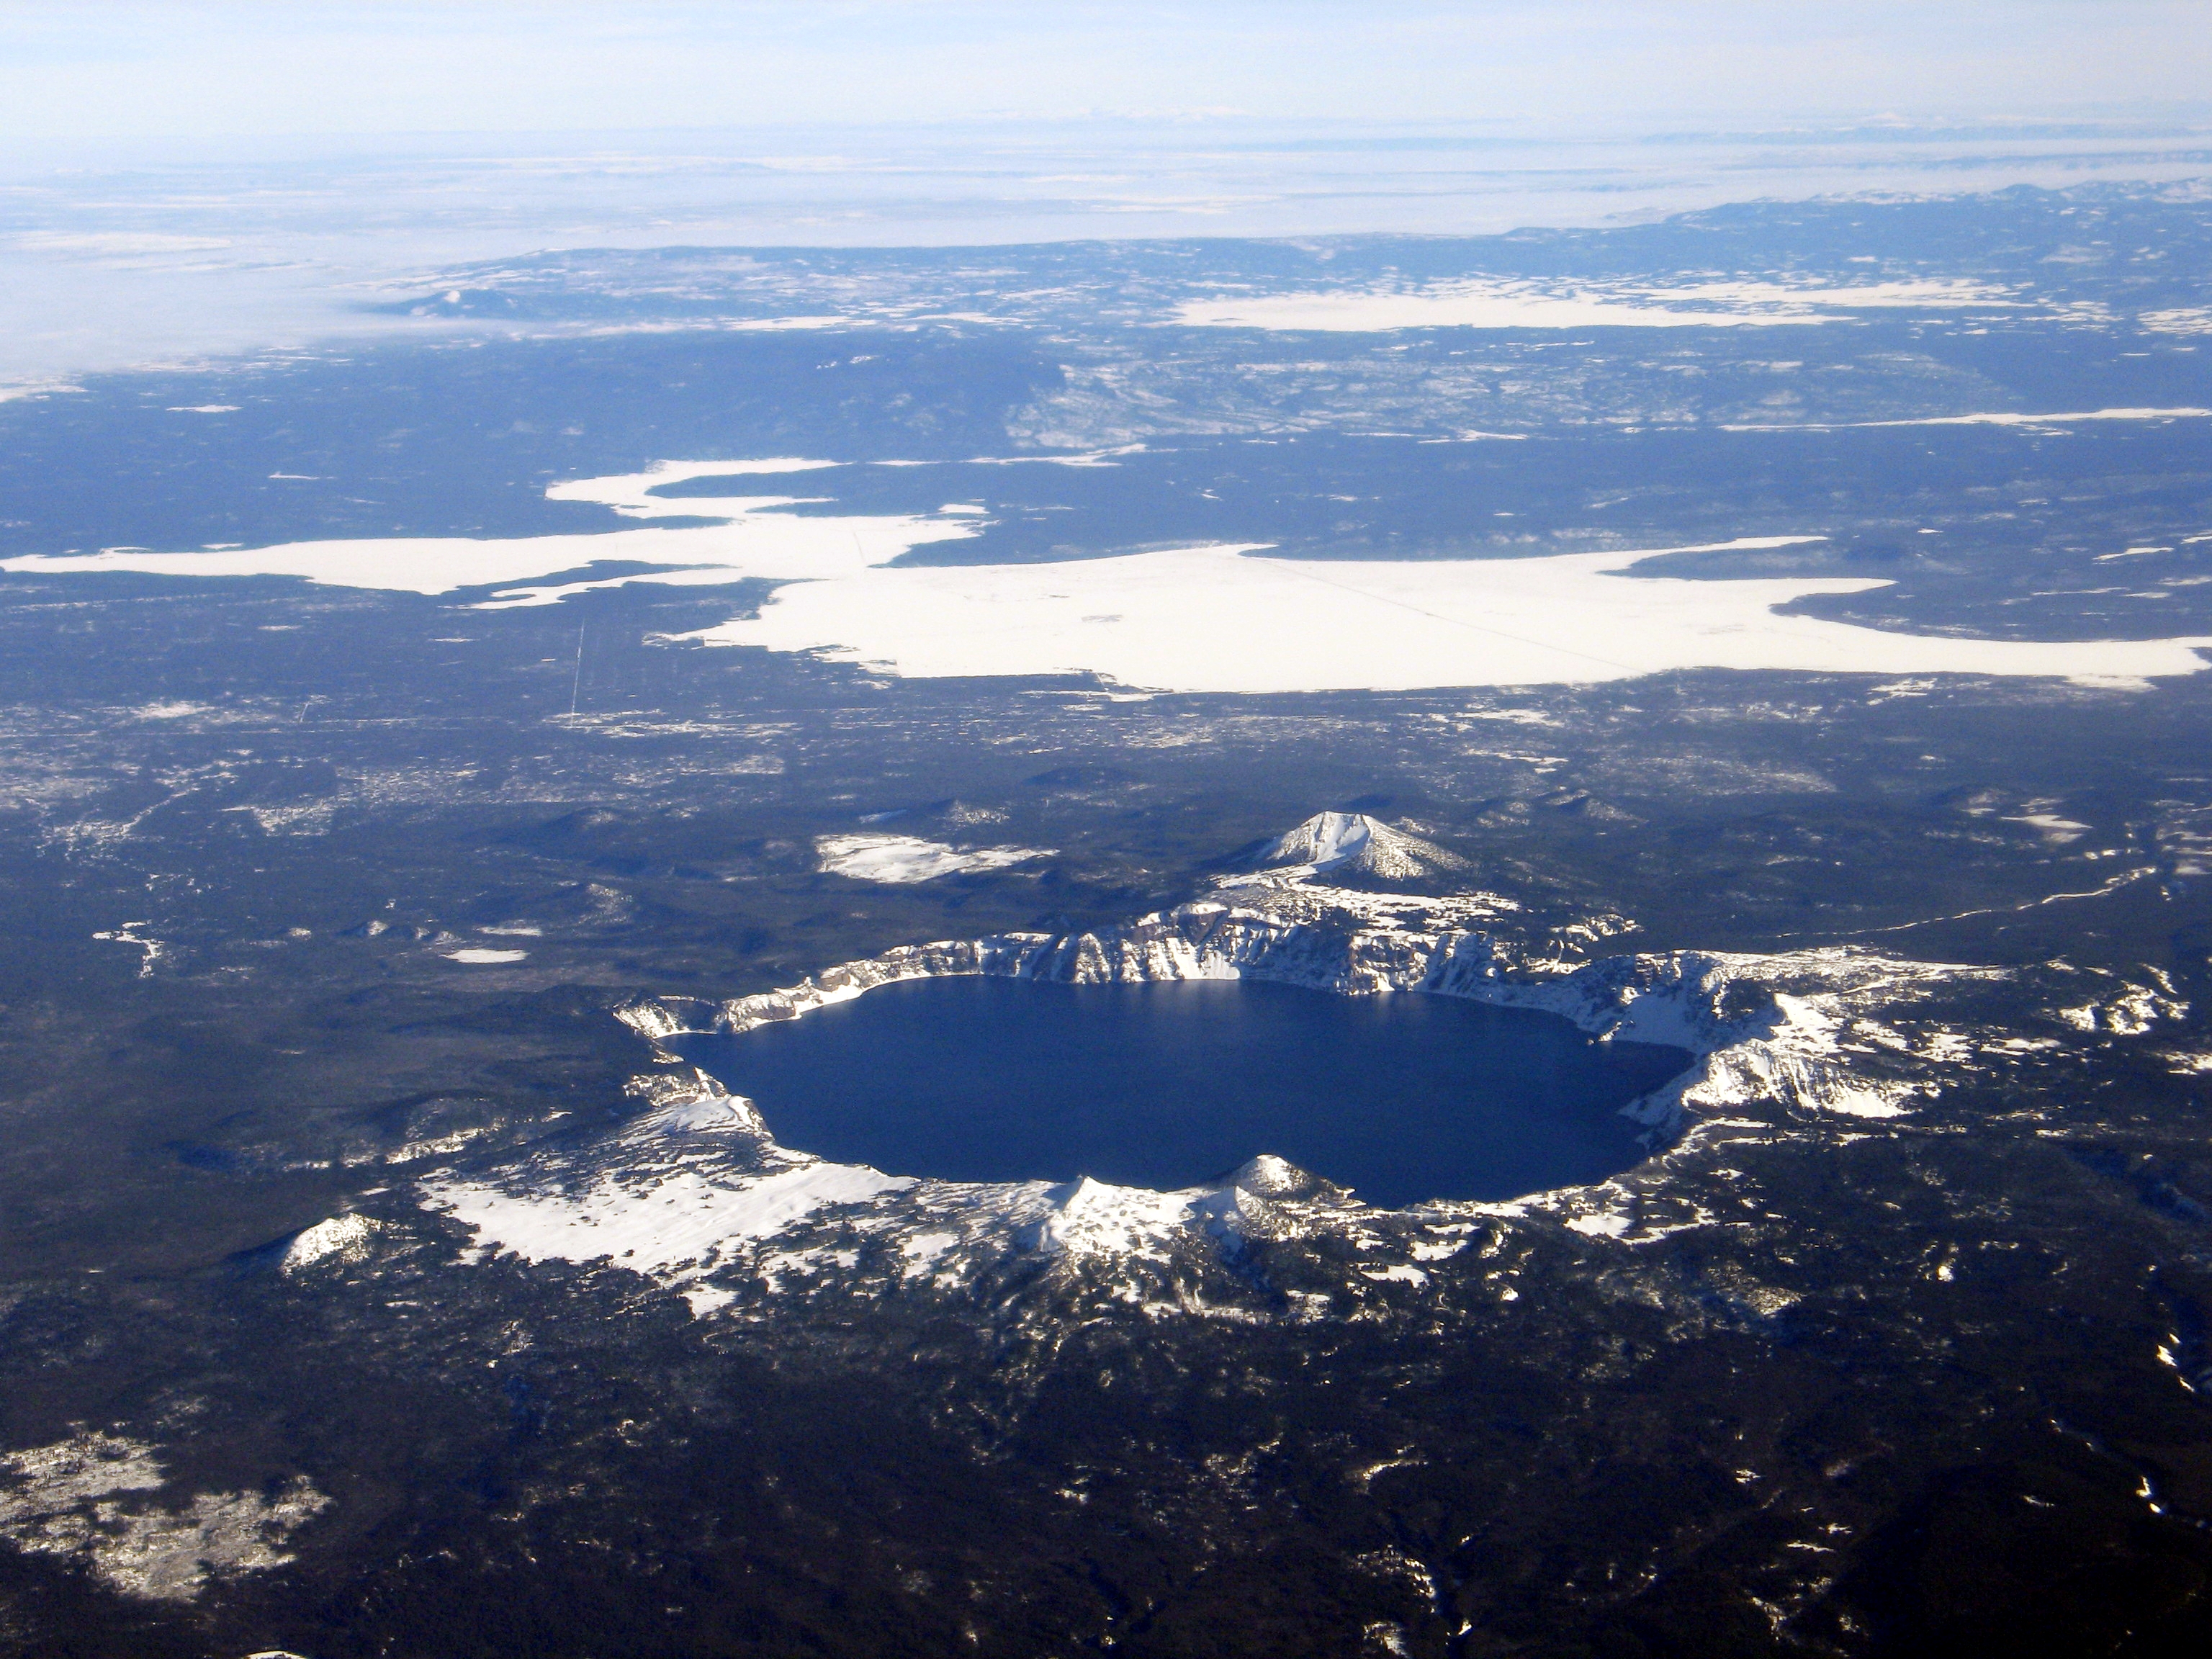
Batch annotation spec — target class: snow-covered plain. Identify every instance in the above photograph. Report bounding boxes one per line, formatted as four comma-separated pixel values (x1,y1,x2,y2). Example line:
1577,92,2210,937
431,1159,911,1275
1722,405,2212,432
1172,277,2015,331
696,538,2212,693
816,832,1054,883
0,459,981,597
10,462,2210,693
0,1431,327,1604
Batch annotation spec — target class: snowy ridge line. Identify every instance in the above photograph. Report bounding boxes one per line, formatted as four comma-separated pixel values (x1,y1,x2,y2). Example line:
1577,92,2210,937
613,884,1984,1142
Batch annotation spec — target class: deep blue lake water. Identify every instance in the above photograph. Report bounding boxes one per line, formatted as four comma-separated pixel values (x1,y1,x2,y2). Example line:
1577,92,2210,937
674,976,1693,1208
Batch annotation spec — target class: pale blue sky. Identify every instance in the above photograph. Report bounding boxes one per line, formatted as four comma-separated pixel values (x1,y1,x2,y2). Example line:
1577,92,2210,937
0,1,2206,140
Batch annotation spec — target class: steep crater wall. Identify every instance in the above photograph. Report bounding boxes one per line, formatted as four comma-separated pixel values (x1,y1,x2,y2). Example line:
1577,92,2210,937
413,878,2170,1322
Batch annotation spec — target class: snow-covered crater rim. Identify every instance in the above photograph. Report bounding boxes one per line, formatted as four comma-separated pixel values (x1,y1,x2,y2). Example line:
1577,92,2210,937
613,889,1952,1170
417,886,2016,1303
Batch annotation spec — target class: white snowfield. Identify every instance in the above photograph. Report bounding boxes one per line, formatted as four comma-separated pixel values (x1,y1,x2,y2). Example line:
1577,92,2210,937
695,538,2212,693
815,832,1055,883
1723,405,2212,433
1248,810,1467,881
432,1159,910,1274
1173,277,2015,332
9,459,2208,693
0,1431,327,1604
280,1211,379,1273
0,458,981,598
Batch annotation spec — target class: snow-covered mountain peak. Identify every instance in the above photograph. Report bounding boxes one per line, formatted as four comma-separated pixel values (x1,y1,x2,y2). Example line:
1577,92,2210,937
1223,1154,1326,1200
1251,811,1468,881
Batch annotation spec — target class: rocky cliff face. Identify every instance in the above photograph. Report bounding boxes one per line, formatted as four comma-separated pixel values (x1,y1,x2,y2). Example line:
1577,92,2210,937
625,883,1560,1038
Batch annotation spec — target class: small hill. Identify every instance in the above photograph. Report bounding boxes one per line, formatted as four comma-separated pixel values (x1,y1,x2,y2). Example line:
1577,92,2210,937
1243,811,1469,882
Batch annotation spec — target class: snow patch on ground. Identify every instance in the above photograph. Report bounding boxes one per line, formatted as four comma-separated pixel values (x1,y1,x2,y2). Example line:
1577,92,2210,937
1172,276,2015,332
281,1213,378,1273
688,538,2212,693
0,1431,327,1602
2142,307,2212,336
1033,1177,1200,1264
1724,405,2212,432
427,1156,912,1275
0,459,980,601
816,832,1054,883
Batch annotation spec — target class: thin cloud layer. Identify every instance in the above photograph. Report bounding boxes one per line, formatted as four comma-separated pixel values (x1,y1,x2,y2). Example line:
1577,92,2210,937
0,3,2204,138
